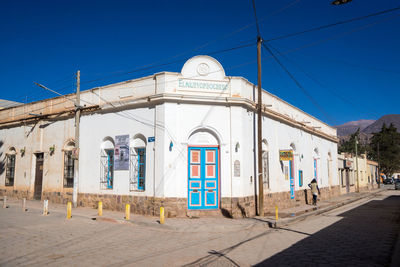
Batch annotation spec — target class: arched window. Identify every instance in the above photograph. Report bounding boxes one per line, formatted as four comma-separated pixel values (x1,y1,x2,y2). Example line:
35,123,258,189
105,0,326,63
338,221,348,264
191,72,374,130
63,140,75,188
262,139,269,189
100,137,115,190
129,134,147,191
5,147,16,186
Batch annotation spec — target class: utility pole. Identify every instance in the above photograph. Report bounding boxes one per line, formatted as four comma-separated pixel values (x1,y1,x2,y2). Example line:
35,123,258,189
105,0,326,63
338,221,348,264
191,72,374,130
257,36,264,216
355,138,360,193
377,142,380,188
72,70,80,208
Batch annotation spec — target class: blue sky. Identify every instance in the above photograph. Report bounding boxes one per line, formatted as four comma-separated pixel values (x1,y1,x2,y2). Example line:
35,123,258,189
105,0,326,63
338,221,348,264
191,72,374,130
1,0,399,126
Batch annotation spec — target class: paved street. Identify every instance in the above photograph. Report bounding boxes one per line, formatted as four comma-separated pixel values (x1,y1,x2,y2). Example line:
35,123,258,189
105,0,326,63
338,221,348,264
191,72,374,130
1,189,399,266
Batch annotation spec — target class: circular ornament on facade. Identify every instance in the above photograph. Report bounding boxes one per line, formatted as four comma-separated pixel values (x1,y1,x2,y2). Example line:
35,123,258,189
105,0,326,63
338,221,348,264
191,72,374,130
197,63,210,76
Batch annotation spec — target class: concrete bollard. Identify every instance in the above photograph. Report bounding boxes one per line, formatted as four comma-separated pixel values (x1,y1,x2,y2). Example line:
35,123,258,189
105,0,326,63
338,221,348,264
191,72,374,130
160,207,165,224
98,201,103,216
2,196,6,208
275,205,279,222
67,201,72,219
22,198,27,212
43,200,49,215
125,204,130,220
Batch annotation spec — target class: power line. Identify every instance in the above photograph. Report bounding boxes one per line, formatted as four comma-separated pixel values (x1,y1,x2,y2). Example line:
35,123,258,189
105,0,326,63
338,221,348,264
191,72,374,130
272,44,400,75
265,5,400,42
77,0,301,86
262,42,337,124
10,12,394,120
80,41,255,86
266,13,400,58
251,0,261,36
267,43,382,119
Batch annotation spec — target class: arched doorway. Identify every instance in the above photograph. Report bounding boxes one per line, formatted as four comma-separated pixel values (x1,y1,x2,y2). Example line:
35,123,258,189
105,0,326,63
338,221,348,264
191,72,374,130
187,129,220,210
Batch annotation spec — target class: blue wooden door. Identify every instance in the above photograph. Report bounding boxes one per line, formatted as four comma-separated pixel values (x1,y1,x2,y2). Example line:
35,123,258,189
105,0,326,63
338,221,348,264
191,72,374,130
188,147,218,210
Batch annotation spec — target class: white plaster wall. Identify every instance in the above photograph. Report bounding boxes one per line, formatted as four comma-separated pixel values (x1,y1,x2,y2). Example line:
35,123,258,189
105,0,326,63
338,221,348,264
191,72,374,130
79,107,157,196
0,118,75,193
162,102,231,198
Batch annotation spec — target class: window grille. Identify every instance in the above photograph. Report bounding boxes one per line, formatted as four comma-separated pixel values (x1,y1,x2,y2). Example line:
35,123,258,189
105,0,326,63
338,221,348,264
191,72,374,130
262,151,269,188
5,154,15,186
129,147,146,191
129,149,139,191
137,148,146,191
100,149,114,190
63,151,74,188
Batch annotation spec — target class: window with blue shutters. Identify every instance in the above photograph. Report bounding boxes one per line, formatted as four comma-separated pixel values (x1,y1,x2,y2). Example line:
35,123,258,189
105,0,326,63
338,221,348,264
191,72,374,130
100,149,114,190
129,147,146,191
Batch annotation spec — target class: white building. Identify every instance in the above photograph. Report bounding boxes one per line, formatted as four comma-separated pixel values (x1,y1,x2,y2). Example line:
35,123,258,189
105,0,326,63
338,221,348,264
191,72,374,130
0,55,339,217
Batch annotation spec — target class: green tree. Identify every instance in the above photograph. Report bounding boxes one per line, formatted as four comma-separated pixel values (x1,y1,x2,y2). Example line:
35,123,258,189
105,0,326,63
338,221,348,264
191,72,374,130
369,123,400,178
338,128,366,155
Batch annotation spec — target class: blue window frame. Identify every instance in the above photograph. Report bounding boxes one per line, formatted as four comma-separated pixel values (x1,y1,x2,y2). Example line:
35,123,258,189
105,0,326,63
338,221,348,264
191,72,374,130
137,148,146,191
101,149,114,189
106,149,114,189
299,170,303,187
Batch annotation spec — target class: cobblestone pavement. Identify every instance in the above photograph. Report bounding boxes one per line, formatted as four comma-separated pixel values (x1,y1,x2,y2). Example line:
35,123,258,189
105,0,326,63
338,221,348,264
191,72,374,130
0,189,399,266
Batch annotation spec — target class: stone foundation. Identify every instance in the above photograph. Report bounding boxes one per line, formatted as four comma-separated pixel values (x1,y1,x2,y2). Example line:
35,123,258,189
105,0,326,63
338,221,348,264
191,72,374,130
0,189,30,199
263,185,342,215
42,191,73,204
0,185,349,219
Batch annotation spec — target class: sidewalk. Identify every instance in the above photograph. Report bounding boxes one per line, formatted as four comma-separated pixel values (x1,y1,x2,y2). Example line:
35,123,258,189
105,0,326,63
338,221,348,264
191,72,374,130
260,187,386,227
1,187,386,233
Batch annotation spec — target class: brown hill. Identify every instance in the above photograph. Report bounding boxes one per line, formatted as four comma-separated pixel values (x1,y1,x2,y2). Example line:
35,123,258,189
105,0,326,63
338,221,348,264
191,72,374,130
362,114,400,134
335,119,375,137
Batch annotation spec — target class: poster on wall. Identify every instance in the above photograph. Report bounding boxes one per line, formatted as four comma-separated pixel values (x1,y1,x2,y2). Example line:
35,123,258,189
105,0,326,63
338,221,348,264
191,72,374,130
279,150,294,161
114,135,130,170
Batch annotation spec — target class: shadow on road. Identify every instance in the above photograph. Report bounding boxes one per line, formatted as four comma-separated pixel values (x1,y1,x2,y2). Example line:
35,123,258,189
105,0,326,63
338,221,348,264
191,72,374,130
255,196,400,266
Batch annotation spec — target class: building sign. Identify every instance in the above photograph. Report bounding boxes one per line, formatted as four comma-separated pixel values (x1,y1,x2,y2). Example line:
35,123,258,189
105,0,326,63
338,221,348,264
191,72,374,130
178,79,228,91
234,160,240,177
344,160,352,169
279,150,294,161
114,135,129,170
148,136,155,142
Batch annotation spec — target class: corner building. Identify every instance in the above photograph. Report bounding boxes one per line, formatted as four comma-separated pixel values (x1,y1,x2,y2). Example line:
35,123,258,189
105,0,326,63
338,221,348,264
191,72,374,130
0,56,339,218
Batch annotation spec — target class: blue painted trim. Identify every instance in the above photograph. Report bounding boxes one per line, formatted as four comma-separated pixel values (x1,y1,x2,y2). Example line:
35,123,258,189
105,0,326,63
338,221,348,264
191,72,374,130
289,160,295,199
137,148,146,191
106,149,113,189
188,147,219,210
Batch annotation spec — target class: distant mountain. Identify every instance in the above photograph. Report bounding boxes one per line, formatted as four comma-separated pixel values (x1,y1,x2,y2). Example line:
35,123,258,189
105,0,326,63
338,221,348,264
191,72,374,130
335,119,375,137
363,114,400,134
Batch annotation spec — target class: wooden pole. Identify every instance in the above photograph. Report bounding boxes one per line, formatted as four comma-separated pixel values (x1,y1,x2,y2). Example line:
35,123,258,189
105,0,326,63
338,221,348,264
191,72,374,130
73,71,80,208
257,36,264,216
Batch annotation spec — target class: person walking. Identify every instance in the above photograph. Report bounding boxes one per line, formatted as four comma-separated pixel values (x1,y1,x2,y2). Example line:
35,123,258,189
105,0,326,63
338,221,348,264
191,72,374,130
308,179,320,205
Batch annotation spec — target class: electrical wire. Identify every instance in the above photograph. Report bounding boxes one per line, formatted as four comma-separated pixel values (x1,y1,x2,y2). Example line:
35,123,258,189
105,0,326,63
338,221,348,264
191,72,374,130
79,41,255,86
9,12,398,120
267,43,382,119
262,42,337,124
265,5,400,42
77,0,301,86
251,0,261,36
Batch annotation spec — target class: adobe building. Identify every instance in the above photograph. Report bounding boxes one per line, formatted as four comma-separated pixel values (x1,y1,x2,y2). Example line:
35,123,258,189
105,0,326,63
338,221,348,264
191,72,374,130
0,55,339,218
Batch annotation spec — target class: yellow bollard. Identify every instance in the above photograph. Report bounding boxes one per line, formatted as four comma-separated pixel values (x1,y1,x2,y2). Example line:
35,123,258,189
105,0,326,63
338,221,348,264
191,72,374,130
160,207,165,224
275,205,279,222
98,201,103,216
125,204,130,220
67,201,72,219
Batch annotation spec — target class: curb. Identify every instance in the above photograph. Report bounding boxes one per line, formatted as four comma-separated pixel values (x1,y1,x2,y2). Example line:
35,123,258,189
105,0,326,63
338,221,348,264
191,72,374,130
267,189,385,228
